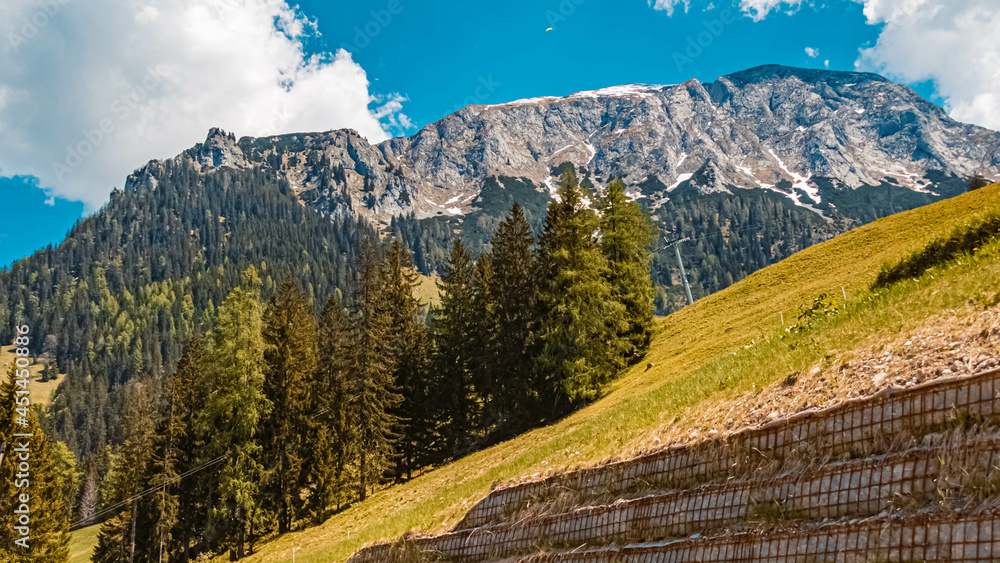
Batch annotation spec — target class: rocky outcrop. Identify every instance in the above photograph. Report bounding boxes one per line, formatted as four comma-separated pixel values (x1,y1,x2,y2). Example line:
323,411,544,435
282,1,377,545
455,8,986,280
126,65,1000,225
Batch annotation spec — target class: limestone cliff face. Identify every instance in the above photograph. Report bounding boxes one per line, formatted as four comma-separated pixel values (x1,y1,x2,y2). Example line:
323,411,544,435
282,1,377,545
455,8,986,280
126,65,1000,225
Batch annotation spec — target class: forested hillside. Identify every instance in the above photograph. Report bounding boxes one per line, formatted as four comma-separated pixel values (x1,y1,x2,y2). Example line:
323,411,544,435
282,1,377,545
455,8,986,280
0,161,375,533
0,160,661,562
52,169,656,562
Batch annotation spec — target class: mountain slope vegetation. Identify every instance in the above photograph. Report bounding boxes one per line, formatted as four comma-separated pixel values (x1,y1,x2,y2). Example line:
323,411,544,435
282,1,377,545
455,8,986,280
223,183,1000,563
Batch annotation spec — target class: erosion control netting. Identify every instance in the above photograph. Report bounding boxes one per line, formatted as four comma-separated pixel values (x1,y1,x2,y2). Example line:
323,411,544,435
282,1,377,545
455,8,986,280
520,514,1000,563
351,434,1000,562
459,368,1000,530
348,368,1000,563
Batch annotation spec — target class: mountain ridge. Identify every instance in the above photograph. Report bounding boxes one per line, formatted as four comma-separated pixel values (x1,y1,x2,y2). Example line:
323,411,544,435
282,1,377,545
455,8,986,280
124,64,1000,228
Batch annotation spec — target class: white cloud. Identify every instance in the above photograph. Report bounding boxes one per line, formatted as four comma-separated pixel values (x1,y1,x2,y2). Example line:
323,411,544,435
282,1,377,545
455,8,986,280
648,0,691,17
0,0,408,209
855,0,1000,130
737,0,803,20
650,0,801,19
805,47,820,58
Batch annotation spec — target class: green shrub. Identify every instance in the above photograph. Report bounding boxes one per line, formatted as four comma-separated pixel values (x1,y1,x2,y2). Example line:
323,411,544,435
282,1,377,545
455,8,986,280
873,212,1000,288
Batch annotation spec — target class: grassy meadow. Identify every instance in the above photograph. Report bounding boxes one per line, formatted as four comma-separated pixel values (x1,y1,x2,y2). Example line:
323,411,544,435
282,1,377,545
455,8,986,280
0,345,64,407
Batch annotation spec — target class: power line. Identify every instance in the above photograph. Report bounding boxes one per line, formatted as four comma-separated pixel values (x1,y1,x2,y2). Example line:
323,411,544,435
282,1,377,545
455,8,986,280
71,404,336,531
72,453,229,530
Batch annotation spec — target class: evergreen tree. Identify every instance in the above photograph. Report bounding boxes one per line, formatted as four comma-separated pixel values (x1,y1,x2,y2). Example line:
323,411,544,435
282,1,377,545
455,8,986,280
534,169,627,409
49,441,79,528
180,337,210,561
433,240,479,457
92,381,157,563
600,179,656,362
384,241,436,480
144,335,206,563
487,203,539,434
200,267,270,559
261,279,318,534
308,292,356,521
470,252,500,435
0,365,71,563
350,239,401,501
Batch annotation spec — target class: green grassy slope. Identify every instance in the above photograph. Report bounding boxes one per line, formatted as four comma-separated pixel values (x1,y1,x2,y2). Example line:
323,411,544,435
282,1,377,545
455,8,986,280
68,524,99,563
74,184,1000,563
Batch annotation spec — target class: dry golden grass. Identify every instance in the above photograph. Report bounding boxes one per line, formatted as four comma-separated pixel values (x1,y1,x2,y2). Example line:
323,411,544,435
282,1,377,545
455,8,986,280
0,345,64,407
412,272,442,309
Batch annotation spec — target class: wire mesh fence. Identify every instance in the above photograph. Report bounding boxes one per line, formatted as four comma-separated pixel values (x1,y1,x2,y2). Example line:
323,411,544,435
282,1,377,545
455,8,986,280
349,434,1000,562
457,368,1000,530
525,513,1000,563
348,368,1000,563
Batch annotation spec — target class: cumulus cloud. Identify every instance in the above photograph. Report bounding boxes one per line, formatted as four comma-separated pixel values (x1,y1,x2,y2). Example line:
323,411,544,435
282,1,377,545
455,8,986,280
0,0,408,209
805,47,820,58
855,0,1000,130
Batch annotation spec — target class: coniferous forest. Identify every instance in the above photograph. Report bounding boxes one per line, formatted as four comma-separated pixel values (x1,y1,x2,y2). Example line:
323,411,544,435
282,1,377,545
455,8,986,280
0,165,658,561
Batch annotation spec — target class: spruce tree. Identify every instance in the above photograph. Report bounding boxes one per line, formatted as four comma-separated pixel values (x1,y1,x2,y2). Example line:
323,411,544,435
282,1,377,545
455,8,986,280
92,381,157,563
488,203,538,434
308,292,356,520
534,169,628,409
145,336,206,563
470,252,500,435
600,178,656,362
350,239,402,501
261,279,318,534
49,442,79,528
433,240,480,457
384,240,436,480
200,266,270,559
0,366,71,563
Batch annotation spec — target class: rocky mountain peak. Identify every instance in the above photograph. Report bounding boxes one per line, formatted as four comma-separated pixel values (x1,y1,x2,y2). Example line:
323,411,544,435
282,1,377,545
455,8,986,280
126,66,1000,226
193,127,247,169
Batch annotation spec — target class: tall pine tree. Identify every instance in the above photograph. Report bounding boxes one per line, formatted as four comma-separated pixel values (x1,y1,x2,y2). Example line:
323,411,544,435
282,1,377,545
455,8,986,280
487,203,539,434
166,336,209,562
600,178,656,362
307,292,356,521
385,240,436,480
0,365,71,563
200,266,270,559
470,252,500,436
433,240,480,458
534,169,627,409
261,279,318,534
350,239,401,501
92,381,157,563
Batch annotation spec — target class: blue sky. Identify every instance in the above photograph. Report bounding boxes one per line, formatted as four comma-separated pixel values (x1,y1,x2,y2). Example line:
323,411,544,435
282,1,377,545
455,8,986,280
0,0,980,267
302,0,931,129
